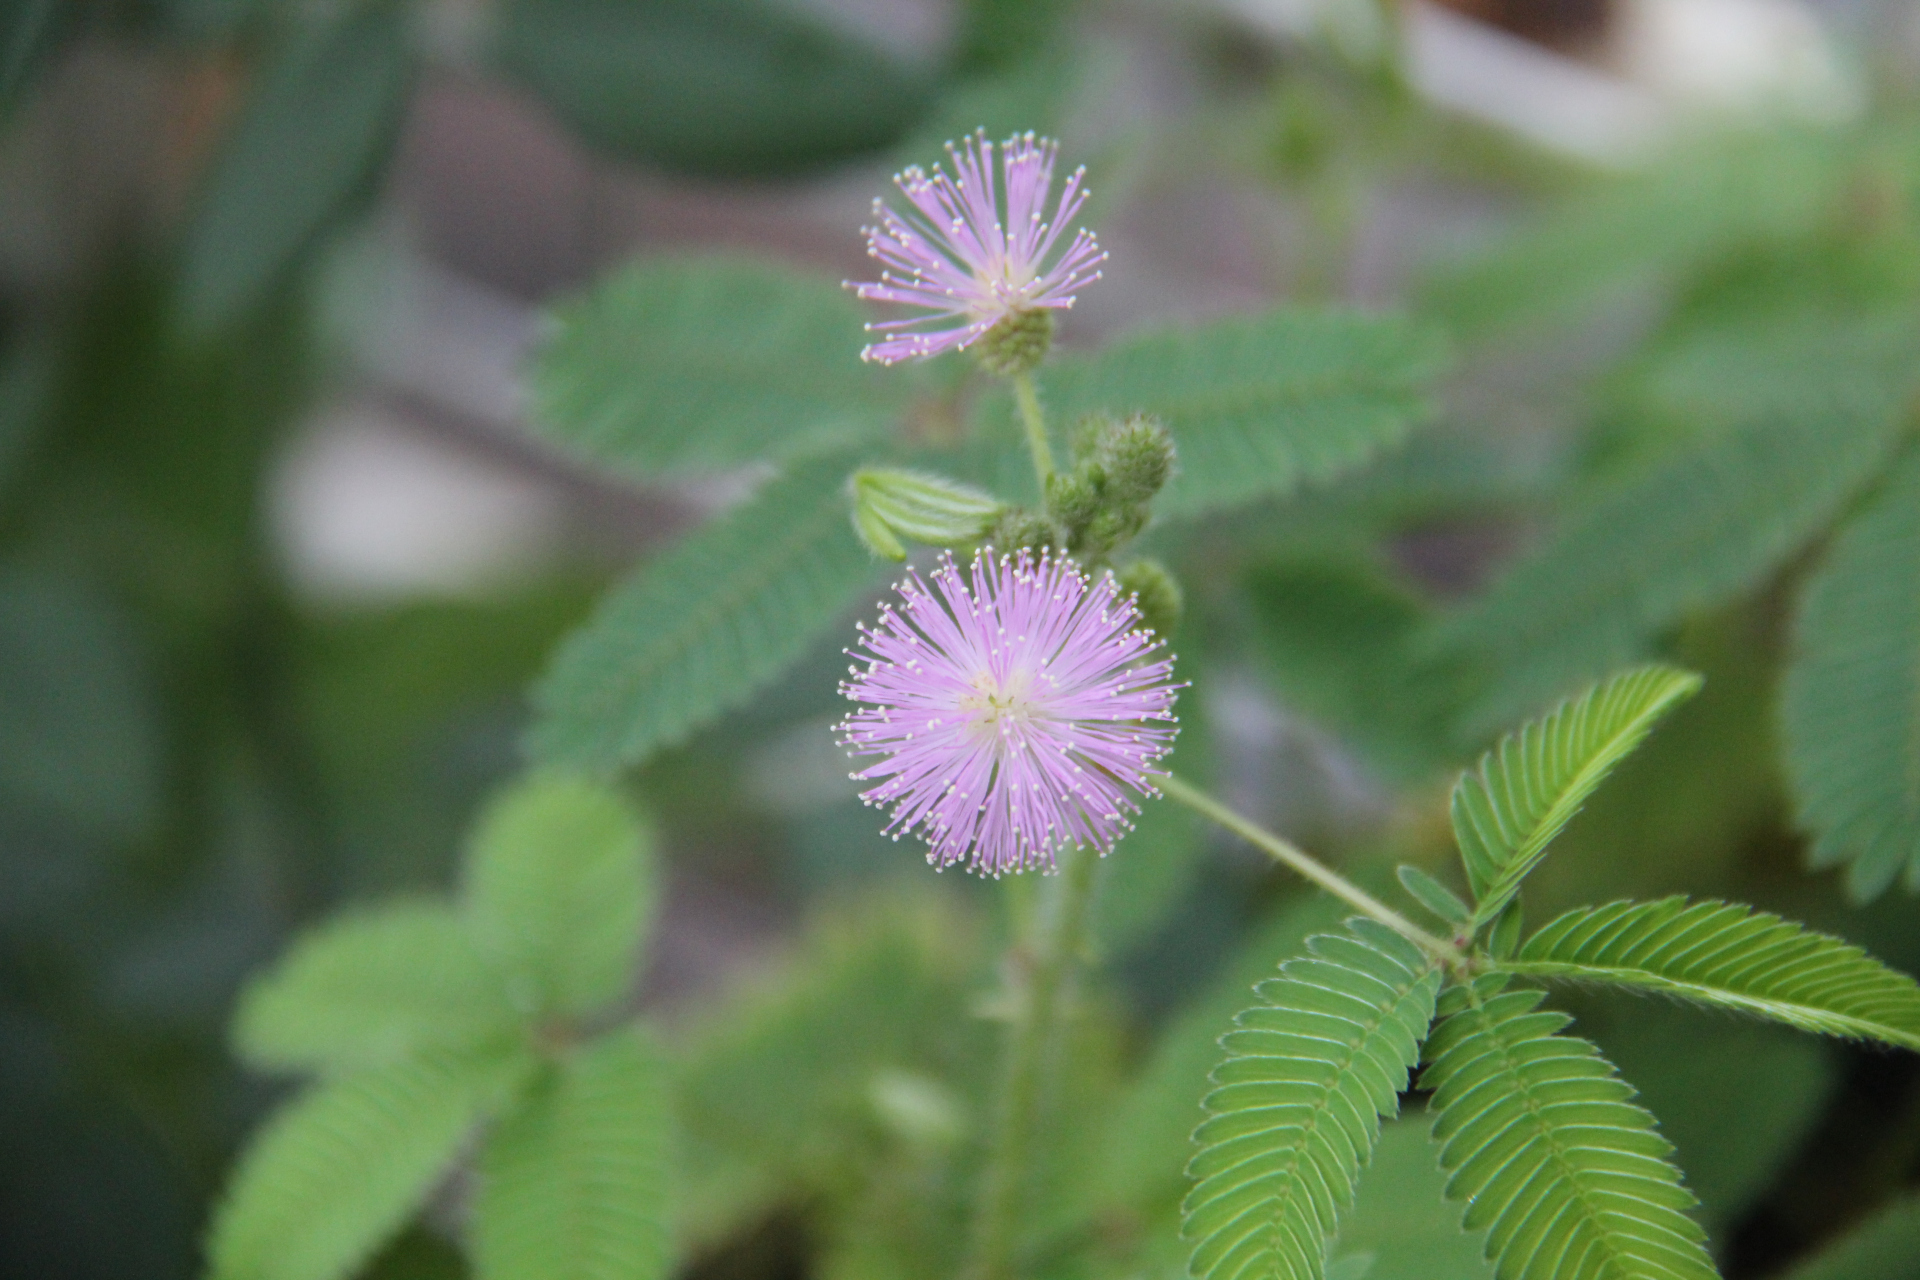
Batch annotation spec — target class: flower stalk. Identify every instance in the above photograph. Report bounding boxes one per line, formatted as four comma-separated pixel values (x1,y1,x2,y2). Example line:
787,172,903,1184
966,839,1100,1280
1012,371,1054,490
1158,773,1462,963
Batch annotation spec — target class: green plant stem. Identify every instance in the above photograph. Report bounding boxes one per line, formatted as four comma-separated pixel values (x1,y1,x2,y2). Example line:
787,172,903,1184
1159,774,1459,961
967,841,1099,1280
1012,371,1054,491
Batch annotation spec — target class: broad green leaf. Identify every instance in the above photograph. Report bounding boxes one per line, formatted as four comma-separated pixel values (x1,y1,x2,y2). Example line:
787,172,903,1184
528,452,883,771
474,1027,670,1280
531,257,906,477
1421,979,1718,1280
1638,309,1920,429
1505,897,1920,1051
233,901,518,1072
1438,407,1903,735
208,1048,531,1280
1183,921,1443,1280
177,0,416,334
1783,443,1920,902
1781,1192,1920,1280
849,468,1001,560
1022,310,1445,519
464,773,655,1018
0,567,161,843
1452,666,1701,929
491,0,930,177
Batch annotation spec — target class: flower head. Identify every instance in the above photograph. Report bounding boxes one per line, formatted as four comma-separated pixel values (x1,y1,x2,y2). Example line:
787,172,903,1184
837,549,1180,876
848,131,1107,365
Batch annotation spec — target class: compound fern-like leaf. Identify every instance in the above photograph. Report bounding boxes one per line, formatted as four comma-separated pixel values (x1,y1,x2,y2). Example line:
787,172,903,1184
208,1047,532,1280
528,451,883,771
1782,442,1920,902
474,1027,670,1280
1453,666,1701,930
464,772,655,1019
233,901,517,1074
1183,920,1443,1280
1504,897,1920,1051
1422,979,1718,1280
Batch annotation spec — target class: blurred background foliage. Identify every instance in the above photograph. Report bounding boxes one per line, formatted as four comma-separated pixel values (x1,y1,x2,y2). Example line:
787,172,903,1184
5,0,1920,1278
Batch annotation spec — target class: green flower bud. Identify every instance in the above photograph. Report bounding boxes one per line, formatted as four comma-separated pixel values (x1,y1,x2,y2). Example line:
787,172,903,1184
971,307,1054,378
981,506,1062,554
850,468,1003,561
1045,467,1104,547
1096,414,1175,506
1117,557,1183,640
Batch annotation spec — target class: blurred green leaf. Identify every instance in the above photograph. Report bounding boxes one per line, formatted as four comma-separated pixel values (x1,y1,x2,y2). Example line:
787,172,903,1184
1784,444,1920,903
208,1048,532,1280
1329,1116,1493,1280
532,257,908,477
1782,1192,1920,1280
177,0,416,335
1014,310,1445,519
464,773,655,1019
0,567,161,842
0,0,69,123
528,452,883,771
474,1027,670,1280
1453,665,1700,928
492,0,931,177
1244,558,1458,782
233,901,518,1074
1420,130,1846,337
1439,407,1903,734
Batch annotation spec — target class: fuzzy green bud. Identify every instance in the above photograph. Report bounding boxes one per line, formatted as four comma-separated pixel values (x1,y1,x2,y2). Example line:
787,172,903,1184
981,506,1062,554
1117,558,1183,640
1044,468,1104,547
850,468,1003,561
970,307,1054,378
1096,414,1175,506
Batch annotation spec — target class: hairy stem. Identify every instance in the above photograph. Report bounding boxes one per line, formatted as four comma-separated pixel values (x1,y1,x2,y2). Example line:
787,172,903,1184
967,841,1099,1280
1159,774,1459,961
1012,371,1055,492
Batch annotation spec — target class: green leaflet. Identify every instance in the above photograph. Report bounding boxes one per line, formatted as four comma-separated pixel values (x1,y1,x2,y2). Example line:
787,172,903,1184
474,1028,671,1280
1421,980,1718,1280
233,901,518,1073
528,452,884,771
491,0,929,177
849,468,1002,560
1504,897,1920,1051
1021,310,1445,520
464,773,656,1019
1783,442,1920,902
530,257,907,477
1182,920,1443,1280
207,1048,533,1280
1780,1192,1920,1280
1438,406,1903,735
1452,666,1701,930
176,0,416,335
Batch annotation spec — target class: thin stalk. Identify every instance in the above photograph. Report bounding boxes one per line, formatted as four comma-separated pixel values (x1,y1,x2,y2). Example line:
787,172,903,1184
1158,774,1458,961
1011,371,1054,491
966,841,1100,1280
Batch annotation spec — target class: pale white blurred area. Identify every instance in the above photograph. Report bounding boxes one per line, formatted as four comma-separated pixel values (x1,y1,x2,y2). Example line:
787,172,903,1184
270,402,567,604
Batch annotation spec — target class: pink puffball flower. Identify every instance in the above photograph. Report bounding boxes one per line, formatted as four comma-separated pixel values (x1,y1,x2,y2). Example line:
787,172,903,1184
847,131,1108,364
836,549,1181,876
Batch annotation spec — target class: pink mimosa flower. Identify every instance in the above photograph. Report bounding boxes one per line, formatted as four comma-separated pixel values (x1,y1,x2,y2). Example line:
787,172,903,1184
848,131,1107,364
837,550,1180,876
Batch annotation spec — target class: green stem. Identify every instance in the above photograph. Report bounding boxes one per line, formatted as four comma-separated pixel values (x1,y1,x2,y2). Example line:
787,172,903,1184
967,841,1099,1280
1012,371,1054,492
1158,774,1458,961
